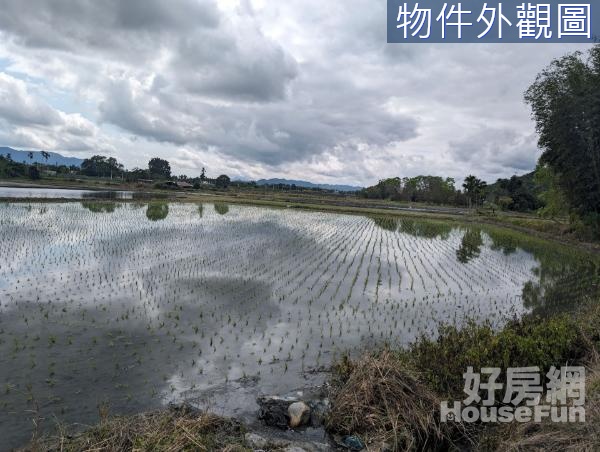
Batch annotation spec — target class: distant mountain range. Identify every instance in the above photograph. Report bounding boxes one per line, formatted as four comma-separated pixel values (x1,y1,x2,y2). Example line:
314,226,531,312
0,147,84,167
256,178,363,192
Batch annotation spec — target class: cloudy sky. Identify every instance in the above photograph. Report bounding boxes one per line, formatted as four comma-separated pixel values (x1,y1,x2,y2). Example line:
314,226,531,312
0,0,592,186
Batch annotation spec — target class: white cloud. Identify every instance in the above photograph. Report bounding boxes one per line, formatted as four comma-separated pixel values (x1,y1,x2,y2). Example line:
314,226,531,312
0,0,593,185
0,72,112,153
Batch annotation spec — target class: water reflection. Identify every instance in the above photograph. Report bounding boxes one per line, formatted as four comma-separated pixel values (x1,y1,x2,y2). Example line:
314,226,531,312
398,218,452,240
525,252,599,315
369,216,398,232
81,191,133,200
0,204,598,449
82,191,169,200
0,186,169,200
456,228,483,263
214,203,229,215
486,229,600,315
370,216,452,240
146,202,169,221
488,231,519,255
81,201,121,213
370,216,600,317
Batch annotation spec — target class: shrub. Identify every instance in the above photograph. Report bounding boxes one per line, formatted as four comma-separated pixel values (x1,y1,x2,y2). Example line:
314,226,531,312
407,315,583,398
327,351,469,451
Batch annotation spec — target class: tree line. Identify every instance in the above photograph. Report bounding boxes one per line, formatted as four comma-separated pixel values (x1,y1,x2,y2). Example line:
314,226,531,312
359,171,551,213
360,44,600,237
359,175,491,208
82,156,232,189
525,45,600,237
0,152,232,189
0,152,77,180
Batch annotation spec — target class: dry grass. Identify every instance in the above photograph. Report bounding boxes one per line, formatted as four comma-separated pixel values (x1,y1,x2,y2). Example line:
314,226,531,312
326,352,600,452
485,362,600,452
22,405,250,452
326,304,600,451
325,351,470,451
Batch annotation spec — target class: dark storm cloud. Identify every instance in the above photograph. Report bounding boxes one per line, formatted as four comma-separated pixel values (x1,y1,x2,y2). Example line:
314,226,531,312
0,0,219,52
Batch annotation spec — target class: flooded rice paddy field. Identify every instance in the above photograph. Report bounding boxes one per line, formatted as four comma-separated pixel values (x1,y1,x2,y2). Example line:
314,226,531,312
0,202,597,449
0,186,166,200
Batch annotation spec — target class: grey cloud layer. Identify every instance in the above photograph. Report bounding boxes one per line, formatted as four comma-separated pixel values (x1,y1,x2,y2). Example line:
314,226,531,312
0,0,591,183
0,0,420,172
0,0,219,52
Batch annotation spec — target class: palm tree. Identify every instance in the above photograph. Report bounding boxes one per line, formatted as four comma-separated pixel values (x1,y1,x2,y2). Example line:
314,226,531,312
462,175,487,208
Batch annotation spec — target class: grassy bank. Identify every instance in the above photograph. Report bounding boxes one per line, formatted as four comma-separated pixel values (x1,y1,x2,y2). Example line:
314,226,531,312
326,303,600,451
23,405,252,452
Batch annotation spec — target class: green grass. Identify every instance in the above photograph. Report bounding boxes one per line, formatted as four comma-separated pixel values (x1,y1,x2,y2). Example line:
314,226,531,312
406,314,585,398
327,302,600,451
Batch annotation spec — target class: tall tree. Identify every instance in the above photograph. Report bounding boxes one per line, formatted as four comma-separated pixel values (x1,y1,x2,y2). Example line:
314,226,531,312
28,166,40,180
106,157,123,179
534,164,569,221
215,174,230,189
492,175,540,211
148,158,171,179
462,175,487,208
525,46,600,230
81,155,123,178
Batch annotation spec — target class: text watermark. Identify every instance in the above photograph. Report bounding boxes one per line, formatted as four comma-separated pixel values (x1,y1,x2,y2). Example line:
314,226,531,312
387,1,597,42
441,366,586,423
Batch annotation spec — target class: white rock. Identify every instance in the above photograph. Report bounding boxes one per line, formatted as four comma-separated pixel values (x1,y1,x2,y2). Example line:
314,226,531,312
288,401,311,428
284,446,309,452
245,432,268,449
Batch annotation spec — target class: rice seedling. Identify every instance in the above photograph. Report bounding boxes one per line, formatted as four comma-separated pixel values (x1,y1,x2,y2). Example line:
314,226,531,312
0,202,597,449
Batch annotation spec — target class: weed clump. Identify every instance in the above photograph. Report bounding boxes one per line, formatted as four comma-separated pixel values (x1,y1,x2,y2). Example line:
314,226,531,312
24,405,250,452
326,304,600,451
326,351,469,451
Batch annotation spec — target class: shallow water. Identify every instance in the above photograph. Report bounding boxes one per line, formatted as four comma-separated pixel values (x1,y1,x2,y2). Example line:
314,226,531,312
0,186,149,199
0,202,597,450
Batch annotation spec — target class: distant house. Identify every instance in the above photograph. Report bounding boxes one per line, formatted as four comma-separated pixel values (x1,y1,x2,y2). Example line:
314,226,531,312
163,180,193,189
138,179,154,184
